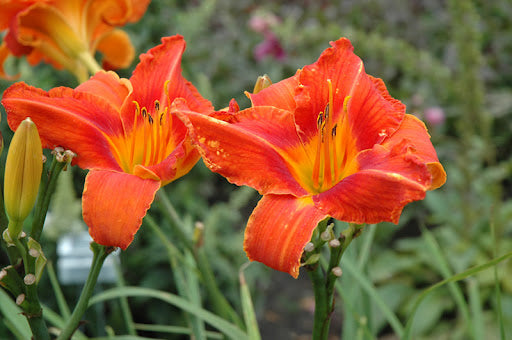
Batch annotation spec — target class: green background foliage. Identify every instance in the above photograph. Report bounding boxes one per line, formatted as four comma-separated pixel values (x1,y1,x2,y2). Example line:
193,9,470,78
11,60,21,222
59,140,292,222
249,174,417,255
1,0,511,338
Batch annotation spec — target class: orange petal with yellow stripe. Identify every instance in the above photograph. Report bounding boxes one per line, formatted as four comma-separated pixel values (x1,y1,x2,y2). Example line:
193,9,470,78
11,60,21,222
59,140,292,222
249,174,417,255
83,169,160,249
244,194,328,278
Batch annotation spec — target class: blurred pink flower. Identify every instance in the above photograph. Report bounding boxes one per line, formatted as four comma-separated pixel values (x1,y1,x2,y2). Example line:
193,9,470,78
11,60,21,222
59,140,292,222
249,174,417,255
248,13,280,34
424,107,445,126
254,32,286,62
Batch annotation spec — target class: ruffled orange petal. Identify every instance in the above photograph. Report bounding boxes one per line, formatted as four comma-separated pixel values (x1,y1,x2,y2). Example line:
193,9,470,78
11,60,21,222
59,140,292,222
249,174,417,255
2,81,126,171
244,194,328,278
178,106,307,196
96,28,135,70
75,71,132,112
126,35,213,119
0,0,39,30
295,38,404,150
83,169,160,249
383,114,446,189
314,141,431,224
16,3,86,60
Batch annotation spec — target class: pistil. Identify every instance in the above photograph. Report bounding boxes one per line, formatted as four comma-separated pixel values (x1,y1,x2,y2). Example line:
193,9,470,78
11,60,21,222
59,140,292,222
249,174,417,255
311,80,351,193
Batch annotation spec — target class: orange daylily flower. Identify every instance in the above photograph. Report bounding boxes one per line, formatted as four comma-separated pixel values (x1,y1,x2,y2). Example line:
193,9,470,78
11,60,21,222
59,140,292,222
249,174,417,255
178,38,446,278
2,35,213,249
0,0,150,79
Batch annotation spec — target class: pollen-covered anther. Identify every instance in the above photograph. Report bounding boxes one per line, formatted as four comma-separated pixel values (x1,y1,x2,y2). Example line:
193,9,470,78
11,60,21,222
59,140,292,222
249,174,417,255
126,96,174,171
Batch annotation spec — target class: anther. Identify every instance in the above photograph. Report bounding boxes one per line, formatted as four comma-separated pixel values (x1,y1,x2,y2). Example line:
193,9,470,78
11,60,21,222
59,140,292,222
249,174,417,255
317,112,324,129
147,113,154,124
141,107,147,118
331,124,337,138
155,100,160,111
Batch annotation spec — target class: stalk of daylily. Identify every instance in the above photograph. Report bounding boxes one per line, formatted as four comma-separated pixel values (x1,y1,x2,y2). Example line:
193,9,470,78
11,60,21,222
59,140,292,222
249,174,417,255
4,117,43,240
302,221,363,340
56,243,114,340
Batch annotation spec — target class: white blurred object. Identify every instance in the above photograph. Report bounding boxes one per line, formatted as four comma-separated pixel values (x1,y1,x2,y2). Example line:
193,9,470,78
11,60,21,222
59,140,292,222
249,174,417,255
57,231,118,284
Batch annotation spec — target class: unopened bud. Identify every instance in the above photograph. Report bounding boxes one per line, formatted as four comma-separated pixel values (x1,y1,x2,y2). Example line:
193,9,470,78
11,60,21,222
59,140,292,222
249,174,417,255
252,74,272,94
16,294,25,305
320,222,335,241
4,118,43,238
328,239,341,248
304,242,315,253
331,267,343,277
24,274,36,285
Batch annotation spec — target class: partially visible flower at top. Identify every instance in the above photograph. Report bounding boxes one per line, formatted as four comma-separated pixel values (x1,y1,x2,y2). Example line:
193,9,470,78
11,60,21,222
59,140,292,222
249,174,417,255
2,35,213,249
253,32,286,62
424,106,445,127
178,38,446,278
248,12,280,34
0,0,150,81
249,11,286,62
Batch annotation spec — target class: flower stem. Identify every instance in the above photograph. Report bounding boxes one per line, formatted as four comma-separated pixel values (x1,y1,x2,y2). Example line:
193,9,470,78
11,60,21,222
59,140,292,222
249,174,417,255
78,51,103,76
12,236,50,340
155,190,244,328
308,264,330,340
308,223,363,340
56,243,112,340
31,158,67,242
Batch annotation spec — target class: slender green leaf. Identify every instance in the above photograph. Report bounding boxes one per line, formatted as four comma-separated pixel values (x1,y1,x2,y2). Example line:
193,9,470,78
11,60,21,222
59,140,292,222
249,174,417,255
468,278,484,340
133,323,223,339
341,258,404,337
89,286,247,340
420,227,474,338
89,336,166,340
403,250,512,339
46,261,71,319
239,265,261,340
0,288,31,339
491,221,506,340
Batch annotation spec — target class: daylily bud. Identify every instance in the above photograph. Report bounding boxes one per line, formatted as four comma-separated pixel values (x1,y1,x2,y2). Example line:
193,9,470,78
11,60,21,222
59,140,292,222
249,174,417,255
4,118,43,238
252,74,272,94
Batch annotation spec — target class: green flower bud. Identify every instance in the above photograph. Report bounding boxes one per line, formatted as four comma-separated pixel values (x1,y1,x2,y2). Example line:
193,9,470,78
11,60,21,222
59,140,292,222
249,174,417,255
252,74,272,94
4,118,43,238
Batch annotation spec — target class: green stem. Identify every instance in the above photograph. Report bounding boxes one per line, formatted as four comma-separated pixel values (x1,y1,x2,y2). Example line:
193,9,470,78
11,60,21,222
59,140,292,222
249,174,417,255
308,223,362,340
156,191,193,252
155,190,244,328
308,264,329,340
77,51,103,76
13,236,50,340
115,261,137,336
56,243,112,340
31,159,67,242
